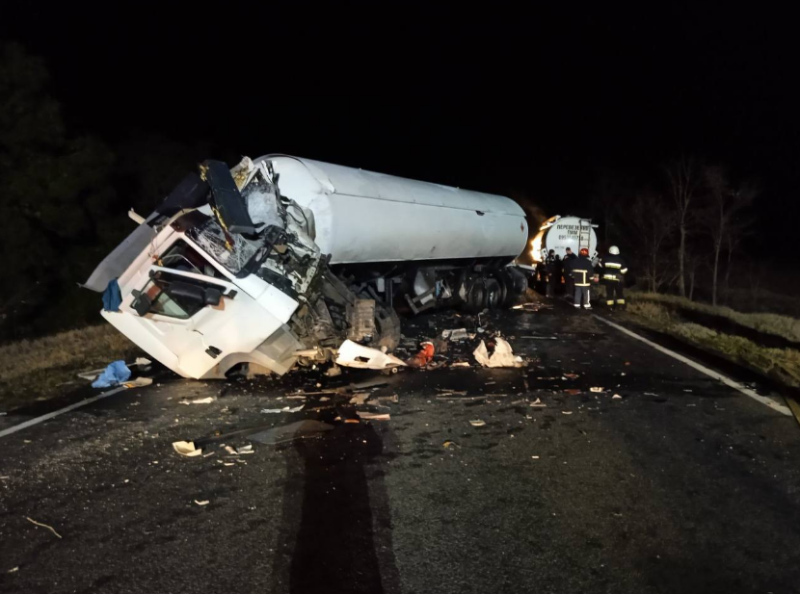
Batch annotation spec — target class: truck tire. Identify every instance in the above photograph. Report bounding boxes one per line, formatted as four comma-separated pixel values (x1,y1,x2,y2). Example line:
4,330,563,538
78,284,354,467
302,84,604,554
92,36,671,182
484,278,502,309
463,278,486,313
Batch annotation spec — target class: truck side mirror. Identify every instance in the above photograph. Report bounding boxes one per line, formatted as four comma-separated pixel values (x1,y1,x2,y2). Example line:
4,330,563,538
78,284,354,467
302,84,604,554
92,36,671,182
132,293,153,316
204,287,222,306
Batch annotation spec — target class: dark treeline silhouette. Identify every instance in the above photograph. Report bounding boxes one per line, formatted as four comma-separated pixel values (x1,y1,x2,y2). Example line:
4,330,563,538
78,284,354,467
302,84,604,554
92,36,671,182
592,157,768,310
0,44,214,341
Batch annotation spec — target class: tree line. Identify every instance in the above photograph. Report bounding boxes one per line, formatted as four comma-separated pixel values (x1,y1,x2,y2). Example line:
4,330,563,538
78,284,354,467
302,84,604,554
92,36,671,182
595,157,757,307
0,43,212,341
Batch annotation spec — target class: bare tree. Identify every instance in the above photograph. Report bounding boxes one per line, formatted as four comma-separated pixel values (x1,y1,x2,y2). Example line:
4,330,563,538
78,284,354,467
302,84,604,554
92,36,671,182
703,166,757,306
665,157,700,298
627,191,676,292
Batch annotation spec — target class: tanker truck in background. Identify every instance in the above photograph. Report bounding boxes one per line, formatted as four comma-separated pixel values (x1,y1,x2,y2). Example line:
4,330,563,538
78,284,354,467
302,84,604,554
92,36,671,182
84,155,530,380
529,215,599,287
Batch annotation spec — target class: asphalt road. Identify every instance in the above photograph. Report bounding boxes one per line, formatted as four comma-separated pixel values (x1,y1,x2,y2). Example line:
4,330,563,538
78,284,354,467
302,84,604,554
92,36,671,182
2,304,800,594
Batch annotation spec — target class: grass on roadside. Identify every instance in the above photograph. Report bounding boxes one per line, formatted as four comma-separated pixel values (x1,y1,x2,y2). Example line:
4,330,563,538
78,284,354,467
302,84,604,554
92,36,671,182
625,300,800,388
631,291,800,345
0,325,139,411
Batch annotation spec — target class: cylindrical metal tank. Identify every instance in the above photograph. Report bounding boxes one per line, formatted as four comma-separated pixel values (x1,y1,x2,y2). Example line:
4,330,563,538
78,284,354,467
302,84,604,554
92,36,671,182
257,155,528,265
530,215,598,263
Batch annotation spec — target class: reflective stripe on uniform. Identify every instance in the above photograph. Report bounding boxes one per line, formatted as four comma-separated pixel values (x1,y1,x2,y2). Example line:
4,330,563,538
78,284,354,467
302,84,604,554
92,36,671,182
616,299,625,304
606,300,614,305
602,274,619,280
620,268,628,274
604,262,622,269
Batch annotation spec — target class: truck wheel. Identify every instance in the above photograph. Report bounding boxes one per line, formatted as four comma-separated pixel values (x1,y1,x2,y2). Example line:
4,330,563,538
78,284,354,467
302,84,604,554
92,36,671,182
463,279,486,313
484,278,502,309
491,271,510,307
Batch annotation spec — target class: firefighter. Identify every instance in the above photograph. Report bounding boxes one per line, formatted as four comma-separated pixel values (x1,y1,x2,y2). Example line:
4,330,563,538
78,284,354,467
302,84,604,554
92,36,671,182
570,247,594,309
545,249,558,298
563,247,577,301
600,245,628,310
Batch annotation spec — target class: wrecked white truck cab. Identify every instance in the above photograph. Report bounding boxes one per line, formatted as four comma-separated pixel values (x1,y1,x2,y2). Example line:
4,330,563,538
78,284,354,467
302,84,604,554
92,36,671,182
85,155,529,379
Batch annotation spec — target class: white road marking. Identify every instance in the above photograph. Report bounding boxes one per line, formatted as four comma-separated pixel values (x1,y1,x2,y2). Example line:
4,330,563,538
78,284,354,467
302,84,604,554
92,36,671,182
0,386,128,439
593,315,791,416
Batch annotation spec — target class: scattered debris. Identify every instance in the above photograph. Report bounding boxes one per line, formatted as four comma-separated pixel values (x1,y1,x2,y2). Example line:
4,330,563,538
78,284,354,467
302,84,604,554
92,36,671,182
530,398,547,408
356,412,391,421
451,361,471,368
122,377,153,388
325,365,342,377
443,328,469,341
8,566,19,573
91,361,131,389
25,517,62,539
436,389,468,396
375,394,399,404
180,396,215,405
335,340,407,370
561,411,573,415
407,342,435,368
443,440,459,449
563,373,579,379
564,389,581,395
474,337,525,368
78,357,152,381
194,500,210,506
469,419,487,427
172,441,203,457
612,394,622,400
237,445,254,455
260,405,304,414
531,455,540,460
349,393,371,405
590,387,604,393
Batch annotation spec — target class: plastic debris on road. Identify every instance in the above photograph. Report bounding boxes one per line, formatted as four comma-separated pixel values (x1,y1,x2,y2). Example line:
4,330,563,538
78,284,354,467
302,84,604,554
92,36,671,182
442,328,469,341
335,340,407,370
473,337,525,368
356,412,391,421
407,342,435,368
194,500,210,506
180,396,215,405
612,394,623,400
469,419,487,427
91,361,131,388
590,387,604,393
530,398,547,408
172,441,203,457
260,405,304,414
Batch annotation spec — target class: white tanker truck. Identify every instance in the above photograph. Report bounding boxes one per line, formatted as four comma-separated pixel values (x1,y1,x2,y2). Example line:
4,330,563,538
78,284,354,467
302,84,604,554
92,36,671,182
84,155,529,379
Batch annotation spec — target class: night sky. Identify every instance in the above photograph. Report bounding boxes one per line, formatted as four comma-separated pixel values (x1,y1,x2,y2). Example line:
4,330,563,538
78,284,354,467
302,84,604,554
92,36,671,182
2,3,798,256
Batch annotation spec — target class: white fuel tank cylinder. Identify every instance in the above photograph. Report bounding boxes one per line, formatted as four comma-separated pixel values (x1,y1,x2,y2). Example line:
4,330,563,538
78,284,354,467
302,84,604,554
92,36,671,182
257,155,528,264
531,215,598,263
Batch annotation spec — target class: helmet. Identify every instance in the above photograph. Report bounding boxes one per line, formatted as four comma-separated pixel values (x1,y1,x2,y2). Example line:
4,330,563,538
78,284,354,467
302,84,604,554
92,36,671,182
579,248,589,256
609,245,620,255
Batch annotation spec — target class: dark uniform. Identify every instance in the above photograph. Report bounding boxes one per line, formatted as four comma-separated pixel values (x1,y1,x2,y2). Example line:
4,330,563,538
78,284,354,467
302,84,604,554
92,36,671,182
600,253,628,308
570,254,594,309
545,251,559,297
563,251,577,300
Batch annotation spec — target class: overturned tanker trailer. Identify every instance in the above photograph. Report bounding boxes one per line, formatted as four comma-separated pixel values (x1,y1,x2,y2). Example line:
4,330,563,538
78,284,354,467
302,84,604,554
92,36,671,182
84,155,529,379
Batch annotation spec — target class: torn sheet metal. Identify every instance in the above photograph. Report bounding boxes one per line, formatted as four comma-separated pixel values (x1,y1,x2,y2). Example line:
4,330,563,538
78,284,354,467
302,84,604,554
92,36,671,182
335,340,407,370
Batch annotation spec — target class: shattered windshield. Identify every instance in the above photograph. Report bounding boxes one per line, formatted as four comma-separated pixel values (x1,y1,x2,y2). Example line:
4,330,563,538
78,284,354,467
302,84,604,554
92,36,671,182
188,174,285,275
189,220,261,275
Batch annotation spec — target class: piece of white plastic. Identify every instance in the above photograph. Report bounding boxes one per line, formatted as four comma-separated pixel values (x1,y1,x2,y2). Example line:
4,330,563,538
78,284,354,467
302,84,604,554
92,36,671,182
335,340,407,370
473,337,525,368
